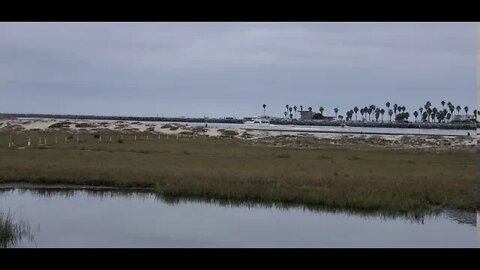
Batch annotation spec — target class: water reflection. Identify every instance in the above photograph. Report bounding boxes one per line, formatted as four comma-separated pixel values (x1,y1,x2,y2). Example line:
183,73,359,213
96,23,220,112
0,211,35,248
0,187,472,226
0,187,475,247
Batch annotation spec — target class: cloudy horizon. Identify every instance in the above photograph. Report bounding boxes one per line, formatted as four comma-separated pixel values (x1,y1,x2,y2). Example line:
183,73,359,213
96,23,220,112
0,22,476,118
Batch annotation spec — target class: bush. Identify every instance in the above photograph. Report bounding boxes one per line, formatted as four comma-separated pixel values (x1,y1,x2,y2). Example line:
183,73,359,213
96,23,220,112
117,139,124,144
48,122,71,129
219,129,239,137
93,134,100,139
75,123,95,128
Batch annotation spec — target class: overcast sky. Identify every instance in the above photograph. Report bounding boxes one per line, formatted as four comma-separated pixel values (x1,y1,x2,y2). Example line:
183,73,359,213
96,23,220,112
0,22,476,118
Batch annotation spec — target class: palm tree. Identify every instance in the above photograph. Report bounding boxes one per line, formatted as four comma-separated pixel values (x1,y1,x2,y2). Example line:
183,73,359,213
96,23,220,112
388,109,393,122
441,101,445,110
425,101,431,109
426,108,432,122
448,104,455,121
289,113,293,119
413,111,419,122
300,105,303,112
474,109,478,121
319,107,325,115
284,111,288,118
464,106,469,116
289,107,293,116
370,105,376,121
422,111,428,122
437,111,445,123
393,104,398,117
380,109,385,122
386,102,390,110
334,108,339,119
346,110,353,121
456,105,461,115
446,113,452,122
286,105,289,111
419,107,423,115
293,106,297,119
308,107,312,112
262,104,266,116
353,106,359,121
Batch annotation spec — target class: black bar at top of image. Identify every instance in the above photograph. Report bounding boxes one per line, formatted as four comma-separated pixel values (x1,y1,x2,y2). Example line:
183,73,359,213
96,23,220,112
1,2,480,22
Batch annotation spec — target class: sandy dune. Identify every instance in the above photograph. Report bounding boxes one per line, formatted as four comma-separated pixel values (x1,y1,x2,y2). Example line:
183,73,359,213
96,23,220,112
0,117,476,151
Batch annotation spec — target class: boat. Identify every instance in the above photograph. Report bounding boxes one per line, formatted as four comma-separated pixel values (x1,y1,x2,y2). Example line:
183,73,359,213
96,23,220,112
243,117,270,125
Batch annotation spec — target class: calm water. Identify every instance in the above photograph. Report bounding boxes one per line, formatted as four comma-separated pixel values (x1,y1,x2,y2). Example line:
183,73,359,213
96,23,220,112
0,188,476,248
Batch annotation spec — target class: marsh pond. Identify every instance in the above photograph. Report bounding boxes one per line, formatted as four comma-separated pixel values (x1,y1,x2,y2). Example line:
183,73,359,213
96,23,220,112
0,187,476,248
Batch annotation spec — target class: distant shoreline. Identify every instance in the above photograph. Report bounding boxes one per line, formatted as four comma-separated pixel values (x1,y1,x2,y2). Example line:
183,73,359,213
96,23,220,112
1,112,477,130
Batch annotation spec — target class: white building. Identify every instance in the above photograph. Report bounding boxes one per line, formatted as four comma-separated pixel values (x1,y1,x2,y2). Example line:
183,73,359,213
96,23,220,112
451,114,475,122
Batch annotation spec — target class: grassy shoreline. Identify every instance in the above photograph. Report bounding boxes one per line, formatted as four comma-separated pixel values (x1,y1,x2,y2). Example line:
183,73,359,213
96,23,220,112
0,131,476,215
0,211,32,248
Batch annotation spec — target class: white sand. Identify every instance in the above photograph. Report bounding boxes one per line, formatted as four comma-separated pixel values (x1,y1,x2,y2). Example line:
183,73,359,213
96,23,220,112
1,118,476,150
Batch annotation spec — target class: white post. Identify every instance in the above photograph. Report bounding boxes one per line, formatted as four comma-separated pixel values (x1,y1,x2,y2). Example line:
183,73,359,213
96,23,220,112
176,135,179,140
134,135,137,141
158,134,160,140
55,137,58,144
146,135,149,140
166,135,169,140
99,136,102,142
109,136,112,142
44,138,47,145
28,137,31,147
39,137,41,144
65,137,68,142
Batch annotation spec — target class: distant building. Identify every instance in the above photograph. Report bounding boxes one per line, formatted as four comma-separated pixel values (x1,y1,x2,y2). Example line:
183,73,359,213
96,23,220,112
299,110,314,120
451,114,475,123
299,110,335,121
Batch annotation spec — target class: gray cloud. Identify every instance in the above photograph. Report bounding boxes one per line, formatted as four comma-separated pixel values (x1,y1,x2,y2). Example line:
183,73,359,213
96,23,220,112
0,22,476,117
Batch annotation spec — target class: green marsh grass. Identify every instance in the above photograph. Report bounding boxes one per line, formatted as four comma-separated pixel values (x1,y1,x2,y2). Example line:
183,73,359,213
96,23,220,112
0,130,476,215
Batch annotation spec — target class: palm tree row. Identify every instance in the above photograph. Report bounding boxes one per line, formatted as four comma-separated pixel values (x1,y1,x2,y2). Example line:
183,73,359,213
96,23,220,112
280,104,331,120
263,101,475,123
